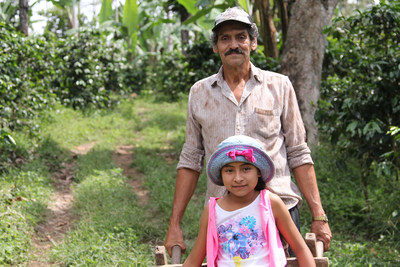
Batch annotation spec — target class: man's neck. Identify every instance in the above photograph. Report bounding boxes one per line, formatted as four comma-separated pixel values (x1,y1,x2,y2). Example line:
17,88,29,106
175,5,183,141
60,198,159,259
222,62,252,103
222,62,252,85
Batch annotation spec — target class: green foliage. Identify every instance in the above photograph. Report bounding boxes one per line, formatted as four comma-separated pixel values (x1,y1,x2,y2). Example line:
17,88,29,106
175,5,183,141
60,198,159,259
313,146,365,232
0,22,57,133
51,28,127,109
320,1,400,165
123,0,139,54
305,141,400,265
0,0,18,28
0,21,58,169
318,2,400,237
39,6,75,38
326,237,399,266
251,49,281,73
99,0,114,24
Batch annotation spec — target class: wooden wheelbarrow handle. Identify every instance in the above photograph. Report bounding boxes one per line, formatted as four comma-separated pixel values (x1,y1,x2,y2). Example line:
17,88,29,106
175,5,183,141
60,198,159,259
171,245,182,264
305,233,324,257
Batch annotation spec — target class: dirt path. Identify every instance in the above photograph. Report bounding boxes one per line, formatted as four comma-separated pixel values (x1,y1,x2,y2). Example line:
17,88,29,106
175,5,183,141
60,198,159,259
28,143,95,266
113,145,149,205
28,142,148,266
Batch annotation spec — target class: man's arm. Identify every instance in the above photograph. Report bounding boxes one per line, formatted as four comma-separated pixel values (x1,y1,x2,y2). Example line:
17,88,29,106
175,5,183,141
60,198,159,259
164,168,200,256
292,164,332,251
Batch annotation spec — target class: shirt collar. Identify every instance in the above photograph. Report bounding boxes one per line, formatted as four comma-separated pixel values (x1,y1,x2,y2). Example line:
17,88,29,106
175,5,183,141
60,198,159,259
211,62,263,88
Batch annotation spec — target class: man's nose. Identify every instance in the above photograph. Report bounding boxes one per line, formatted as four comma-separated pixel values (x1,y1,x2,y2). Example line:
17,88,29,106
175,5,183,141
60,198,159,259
229,39,239,49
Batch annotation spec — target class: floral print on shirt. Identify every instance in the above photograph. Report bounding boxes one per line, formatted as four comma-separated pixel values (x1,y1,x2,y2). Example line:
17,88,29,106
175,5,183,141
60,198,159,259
217,215,266,265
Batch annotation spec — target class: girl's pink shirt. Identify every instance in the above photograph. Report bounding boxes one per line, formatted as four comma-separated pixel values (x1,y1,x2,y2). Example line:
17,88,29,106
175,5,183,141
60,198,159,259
206,189,287,267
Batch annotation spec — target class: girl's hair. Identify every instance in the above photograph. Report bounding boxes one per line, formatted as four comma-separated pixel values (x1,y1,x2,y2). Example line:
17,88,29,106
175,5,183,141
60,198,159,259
255,176,266,191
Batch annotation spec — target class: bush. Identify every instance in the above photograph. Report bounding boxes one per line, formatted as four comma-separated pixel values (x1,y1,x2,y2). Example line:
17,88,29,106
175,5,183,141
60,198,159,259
51,28,129,109
318,1,400,242
0,22,57,134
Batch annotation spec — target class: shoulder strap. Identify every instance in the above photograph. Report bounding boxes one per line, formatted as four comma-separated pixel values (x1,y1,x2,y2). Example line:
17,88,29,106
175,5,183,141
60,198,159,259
259,189,287,267
206,197,219,267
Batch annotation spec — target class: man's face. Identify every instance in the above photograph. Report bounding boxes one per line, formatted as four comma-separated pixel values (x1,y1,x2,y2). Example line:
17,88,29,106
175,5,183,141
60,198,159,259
213,21,257,69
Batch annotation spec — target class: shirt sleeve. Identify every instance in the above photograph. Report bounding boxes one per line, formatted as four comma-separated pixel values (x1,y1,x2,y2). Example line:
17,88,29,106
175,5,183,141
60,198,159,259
280,77,314,169
176,85,205,173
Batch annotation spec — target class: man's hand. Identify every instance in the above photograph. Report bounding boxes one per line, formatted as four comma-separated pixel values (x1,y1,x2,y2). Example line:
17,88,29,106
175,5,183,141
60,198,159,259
164,169,200,256
164,223,186,256
311,221,332,251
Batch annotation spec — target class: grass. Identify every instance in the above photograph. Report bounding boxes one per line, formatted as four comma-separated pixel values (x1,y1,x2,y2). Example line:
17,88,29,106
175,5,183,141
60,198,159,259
0,95,399,266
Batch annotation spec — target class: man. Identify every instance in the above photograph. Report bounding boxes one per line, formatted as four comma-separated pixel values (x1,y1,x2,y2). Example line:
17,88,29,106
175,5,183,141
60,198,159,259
164,6,332,256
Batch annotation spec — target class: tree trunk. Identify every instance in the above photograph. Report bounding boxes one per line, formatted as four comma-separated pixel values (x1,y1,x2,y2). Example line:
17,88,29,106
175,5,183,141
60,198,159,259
276,0,289,45
280,0,339,145
115,0,119,22
19,0,29,36
180,7,190,57
256,0,278,58
72,1,79,29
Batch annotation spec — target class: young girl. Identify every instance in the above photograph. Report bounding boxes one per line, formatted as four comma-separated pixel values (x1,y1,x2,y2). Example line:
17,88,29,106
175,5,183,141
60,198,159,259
183,135,315,267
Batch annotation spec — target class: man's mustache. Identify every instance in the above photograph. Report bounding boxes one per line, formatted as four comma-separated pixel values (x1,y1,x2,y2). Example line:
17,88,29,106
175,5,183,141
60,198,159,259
225,48,244,56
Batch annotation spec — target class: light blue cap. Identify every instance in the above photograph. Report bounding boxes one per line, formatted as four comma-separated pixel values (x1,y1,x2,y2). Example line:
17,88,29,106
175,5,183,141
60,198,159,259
207,135,275,186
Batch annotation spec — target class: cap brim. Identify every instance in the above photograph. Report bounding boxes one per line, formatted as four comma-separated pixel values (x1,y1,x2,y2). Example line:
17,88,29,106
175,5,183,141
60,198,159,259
212,19,252,32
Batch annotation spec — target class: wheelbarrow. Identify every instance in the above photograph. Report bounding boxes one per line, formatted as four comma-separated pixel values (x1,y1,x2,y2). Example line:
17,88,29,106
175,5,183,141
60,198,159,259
151,232,329,266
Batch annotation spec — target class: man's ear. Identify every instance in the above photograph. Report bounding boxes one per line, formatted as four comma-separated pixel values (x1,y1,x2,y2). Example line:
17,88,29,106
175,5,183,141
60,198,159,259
213,45,218,54
251,39,257,51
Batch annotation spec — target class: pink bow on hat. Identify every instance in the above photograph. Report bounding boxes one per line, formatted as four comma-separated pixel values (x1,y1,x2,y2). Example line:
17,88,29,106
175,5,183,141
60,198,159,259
226,149,256,163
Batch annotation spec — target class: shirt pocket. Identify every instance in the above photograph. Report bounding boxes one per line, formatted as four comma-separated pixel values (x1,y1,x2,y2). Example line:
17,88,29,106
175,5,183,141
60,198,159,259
251,107,281,137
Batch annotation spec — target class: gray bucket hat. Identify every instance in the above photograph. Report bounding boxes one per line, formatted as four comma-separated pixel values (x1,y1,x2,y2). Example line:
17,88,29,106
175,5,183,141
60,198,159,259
207,135,275,186
212,7,254,32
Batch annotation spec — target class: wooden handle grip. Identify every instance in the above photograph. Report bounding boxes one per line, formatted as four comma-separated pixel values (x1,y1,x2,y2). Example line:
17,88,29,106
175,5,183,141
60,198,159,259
316,240,324,257
171,245,182,264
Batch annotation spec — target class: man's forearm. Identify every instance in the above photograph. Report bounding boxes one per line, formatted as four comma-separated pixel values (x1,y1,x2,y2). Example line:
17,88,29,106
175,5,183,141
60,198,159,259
293,164,332,251
169,168,200,226
292,164,325,216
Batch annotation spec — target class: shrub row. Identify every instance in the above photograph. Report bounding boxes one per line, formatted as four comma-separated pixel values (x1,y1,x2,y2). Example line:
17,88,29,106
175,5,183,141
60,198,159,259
0,24,136,134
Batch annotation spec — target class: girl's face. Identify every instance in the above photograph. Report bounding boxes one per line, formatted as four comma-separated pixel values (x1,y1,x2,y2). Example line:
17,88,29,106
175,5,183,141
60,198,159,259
221,161,260,197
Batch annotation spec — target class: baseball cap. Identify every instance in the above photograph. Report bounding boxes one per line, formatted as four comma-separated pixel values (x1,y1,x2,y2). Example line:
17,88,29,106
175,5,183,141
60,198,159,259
212,7,254,32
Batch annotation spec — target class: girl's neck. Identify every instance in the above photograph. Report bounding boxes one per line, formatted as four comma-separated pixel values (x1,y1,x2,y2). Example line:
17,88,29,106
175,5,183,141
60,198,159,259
218,190,260,212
